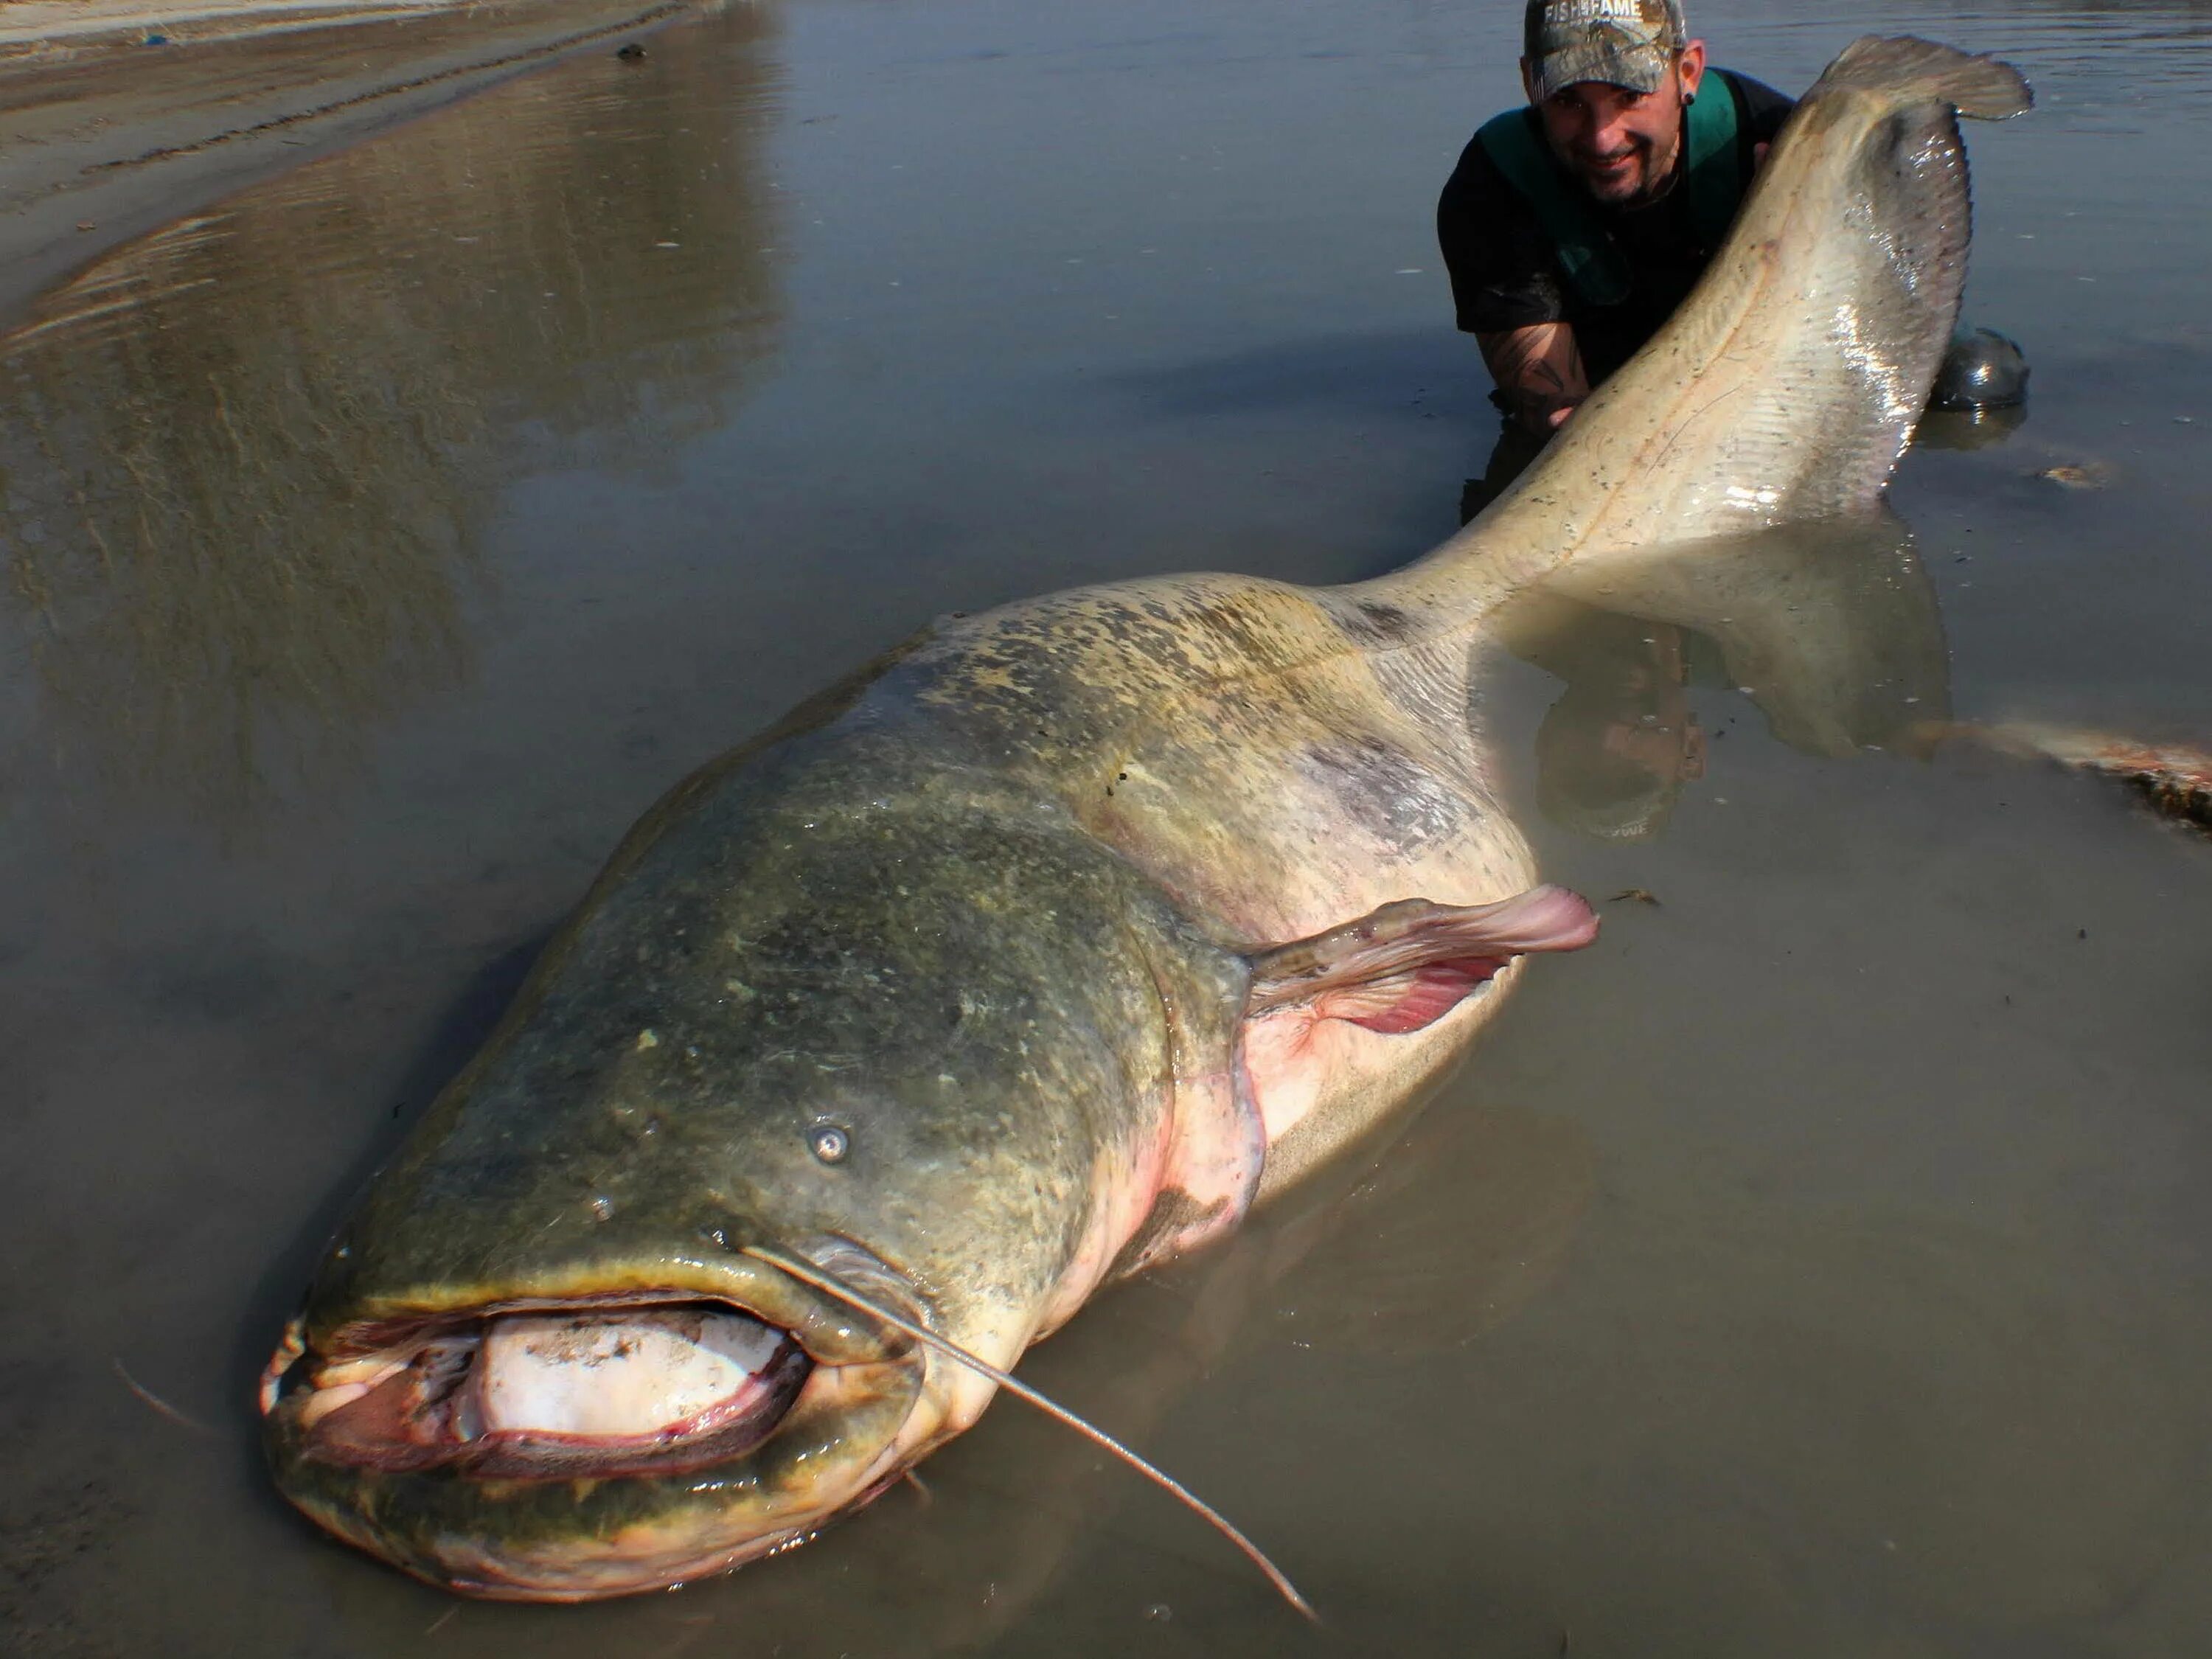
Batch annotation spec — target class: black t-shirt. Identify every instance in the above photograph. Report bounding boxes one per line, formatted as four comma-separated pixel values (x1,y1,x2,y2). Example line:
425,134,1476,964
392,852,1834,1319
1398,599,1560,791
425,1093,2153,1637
1436,70,1795,384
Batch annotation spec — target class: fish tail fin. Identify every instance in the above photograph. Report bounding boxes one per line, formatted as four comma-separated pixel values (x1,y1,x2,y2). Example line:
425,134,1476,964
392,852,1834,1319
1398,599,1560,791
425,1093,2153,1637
1818,35,2032,120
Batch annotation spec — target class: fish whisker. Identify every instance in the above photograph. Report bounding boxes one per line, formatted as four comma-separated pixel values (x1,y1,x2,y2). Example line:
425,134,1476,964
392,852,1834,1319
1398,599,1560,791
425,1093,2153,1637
740,1244,1318,1622
112,1357,213,1436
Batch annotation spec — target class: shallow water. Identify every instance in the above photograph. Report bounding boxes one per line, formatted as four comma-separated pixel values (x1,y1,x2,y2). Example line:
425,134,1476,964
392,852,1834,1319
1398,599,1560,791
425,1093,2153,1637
4,1,2211,1654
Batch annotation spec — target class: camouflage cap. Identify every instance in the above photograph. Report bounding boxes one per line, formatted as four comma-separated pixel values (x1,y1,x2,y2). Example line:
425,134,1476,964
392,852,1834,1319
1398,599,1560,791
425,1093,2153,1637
1523,0,1689,100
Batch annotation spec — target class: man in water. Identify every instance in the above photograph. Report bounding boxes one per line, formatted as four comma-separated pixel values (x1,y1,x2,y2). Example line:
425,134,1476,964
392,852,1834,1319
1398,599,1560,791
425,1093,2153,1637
1440,0,1795,512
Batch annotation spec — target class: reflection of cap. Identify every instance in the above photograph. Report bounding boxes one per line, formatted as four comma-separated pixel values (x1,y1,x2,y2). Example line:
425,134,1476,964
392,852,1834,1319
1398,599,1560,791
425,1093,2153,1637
1523,0,1688,100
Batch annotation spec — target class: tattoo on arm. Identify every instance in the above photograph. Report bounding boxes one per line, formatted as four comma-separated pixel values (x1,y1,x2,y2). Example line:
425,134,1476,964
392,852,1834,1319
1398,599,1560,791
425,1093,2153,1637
1477,324,1590,436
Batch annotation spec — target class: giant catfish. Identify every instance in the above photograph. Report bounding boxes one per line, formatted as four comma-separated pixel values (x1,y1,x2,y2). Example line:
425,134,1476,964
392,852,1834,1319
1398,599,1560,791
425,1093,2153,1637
260,36,2030,1601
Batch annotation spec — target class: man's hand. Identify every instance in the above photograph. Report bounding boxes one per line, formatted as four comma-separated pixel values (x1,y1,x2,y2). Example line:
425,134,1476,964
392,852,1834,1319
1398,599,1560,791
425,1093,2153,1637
1477,322,1590,438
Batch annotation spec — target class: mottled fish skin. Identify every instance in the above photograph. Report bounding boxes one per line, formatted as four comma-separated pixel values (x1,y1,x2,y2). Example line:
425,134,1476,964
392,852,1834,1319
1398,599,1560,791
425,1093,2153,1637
264,37,2030,1599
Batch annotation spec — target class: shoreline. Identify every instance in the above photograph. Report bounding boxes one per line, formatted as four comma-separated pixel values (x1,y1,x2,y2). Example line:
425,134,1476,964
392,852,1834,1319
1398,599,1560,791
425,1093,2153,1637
0,0,717,324
0,1,474,53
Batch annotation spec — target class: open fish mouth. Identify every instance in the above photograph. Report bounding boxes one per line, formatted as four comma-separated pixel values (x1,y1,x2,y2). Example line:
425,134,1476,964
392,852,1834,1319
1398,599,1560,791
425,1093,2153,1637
260,1256,929,1600
265,1299,814,1479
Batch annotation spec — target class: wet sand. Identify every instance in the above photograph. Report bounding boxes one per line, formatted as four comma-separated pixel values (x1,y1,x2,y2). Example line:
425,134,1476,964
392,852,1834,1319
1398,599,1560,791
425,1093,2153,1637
0,0,716,319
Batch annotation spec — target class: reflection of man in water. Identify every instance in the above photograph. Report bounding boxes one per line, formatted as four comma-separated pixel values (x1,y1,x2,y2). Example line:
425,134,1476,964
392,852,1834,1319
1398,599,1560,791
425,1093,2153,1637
1439,0,1794,515
1511,603,1709,841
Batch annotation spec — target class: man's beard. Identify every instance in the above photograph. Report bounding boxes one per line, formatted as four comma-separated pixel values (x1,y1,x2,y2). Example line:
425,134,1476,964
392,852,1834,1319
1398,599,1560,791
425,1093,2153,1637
1576,141,1670,206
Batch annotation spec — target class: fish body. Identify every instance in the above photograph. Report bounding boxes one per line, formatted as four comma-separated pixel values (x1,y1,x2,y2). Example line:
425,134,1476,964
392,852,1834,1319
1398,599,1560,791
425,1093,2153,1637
262,36,2030,1600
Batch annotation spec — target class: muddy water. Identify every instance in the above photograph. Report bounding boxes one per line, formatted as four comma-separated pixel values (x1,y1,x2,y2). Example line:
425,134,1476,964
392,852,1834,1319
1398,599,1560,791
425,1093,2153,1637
4,1,2211,1653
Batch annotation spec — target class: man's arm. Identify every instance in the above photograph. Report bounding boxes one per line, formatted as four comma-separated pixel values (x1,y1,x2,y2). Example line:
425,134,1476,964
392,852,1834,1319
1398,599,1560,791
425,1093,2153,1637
1478,322,1590,437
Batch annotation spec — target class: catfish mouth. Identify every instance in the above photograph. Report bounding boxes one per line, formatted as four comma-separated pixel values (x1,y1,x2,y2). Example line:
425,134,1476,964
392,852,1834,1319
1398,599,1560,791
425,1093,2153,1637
260,1257,931,1601
265,1296,814,1482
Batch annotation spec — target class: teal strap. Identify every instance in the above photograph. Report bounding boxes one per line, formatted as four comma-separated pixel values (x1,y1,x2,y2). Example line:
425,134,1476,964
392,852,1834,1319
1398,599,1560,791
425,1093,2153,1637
1684,69,1746,248
1476,69,1750,310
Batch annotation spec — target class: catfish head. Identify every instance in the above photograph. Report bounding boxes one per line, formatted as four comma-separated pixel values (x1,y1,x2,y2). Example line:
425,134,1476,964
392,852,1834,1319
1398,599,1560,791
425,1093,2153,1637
259,746,1285,1599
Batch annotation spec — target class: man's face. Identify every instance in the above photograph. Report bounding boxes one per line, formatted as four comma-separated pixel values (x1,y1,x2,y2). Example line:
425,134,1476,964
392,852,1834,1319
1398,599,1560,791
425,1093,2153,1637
1523,41,1707,207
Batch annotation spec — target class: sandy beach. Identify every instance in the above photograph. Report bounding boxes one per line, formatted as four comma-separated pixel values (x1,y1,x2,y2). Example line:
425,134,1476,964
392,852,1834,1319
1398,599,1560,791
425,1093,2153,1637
0,0,714,319
1,0,472,50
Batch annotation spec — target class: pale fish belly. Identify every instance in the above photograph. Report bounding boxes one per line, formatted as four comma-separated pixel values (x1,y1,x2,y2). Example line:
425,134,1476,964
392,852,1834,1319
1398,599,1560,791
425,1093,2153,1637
1245,948,1537,1202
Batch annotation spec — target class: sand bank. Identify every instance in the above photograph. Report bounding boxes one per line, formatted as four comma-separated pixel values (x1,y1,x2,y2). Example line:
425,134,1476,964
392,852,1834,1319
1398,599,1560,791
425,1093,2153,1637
1,1,473,51
0,0,714,320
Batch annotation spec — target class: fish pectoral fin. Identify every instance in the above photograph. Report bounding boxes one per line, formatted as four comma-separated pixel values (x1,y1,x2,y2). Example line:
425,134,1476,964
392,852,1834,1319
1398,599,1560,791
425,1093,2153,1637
1245,885,1599,1035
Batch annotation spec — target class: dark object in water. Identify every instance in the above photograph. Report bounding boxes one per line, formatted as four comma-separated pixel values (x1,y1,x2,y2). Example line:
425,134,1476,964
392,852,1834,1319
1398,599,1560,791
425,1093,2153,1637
1930,325,2029,410
1929,722,2212,837
616,42,647,60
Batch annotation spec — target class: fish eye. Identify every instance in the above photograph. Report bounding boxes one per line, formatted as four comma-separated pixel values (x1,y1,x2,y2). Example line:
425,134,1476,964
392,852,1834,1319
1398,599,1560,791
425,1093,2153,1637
808,1125,851,1164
